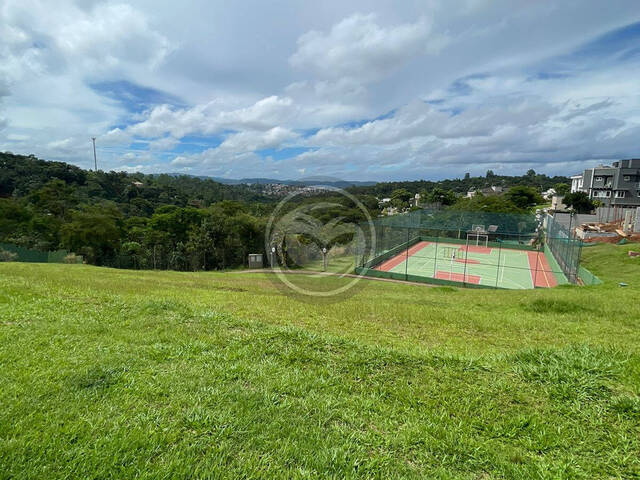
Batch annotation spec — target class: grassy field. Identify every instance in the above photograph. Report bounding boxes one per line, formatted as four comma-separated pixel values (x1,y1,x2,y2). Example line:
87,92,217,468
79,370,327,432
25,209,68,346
1,243,640,479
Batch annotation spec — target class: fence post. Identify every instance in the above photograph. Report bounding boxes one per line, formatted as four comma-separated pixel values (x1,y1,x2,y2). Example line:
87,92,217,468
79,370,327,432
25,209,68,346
462,235,469,286
495,241,502,288
433,236,439,278
404,227,410,281
533,242,540,288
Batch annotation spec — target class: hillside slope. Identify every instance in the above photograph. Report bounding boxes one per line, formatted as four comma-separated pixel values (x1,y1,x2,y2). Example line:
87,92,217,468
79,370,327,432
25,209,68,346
1,244,639,478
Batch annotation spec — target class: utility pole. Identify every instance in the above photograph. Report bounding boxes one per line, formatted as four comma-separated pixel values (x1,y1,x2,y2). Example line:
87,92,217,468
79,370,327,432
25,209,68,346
91,137,97,171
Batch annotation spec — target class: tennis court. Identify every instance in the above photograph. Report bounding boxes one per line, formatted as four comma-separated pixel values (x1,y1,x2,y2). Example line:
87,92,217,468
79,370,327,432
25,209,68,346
354,209,583,289
373,240,560,289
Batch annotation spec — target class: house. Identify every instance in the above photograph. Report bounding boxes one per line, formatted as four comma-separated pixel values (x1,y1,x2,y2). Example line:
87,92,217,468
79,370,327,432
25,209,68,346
485,185,504,195
570,159,640,207
466,186,503,198
384,206,399,216
542,188,556,200
410,193,421,207
132,181,143,187
378,197,391,207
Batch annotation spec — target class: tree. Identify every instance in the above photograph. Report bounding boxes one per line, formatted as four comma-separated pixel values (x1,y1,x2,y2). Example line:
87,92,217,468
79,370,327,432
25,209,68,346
423,187,456,206
562,192,595,213
61,202,123,265
358,194,380,212
121,241,146,269
27,179,76,219
390,188,413,209
505,186,543,210
553,183,570,196
451,194,524,213
390,188,412,203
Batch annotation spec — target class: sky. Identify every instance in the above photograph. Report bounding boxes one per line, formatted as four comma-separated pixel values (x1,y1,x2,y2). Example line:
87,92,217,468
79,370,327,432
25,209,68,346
1,1,640,182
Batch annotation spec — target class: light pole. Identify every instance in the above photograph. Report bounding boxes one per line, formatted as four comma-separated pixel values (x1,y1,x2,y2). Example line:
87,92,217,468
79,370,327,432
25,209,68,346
322,247,327,272
91,137,97,171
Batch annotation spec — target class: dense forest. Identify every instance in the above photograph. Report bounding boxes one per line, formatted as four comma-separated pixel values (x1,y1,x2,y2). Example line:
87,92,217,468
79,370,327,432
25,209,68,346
0,153,375,269
0,152,573,270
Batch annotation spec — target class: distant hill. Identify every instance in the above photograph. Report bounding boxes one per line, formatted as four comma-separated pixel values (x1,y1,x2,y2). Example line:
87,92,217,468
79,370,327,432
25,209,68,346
168,173,377,188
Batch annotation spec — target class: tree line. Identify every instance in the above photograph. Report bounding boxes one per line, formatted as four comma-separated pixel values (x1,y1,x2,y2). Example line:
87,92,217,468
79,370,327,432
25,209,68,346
348,169,570,198
1,153,590,270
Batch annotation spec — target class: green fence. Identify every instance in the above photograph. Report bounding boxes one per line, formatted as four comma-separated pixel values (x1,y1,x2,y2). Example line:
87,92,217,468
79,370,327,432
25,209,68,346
354,209,586,290
544,214,582,284
0,243,82,264
578,266,602,286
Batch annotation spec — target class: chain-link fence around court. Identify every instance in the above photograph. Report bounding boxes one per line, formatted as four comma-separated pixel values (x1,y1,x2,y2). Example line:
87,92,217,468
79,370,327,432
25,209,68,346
355,209,601,289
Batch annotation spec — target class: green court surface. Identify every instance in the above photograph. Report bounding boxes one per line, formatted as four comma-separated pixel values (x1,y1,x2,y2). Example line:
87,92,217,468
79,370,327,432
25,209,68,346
374,241,559,289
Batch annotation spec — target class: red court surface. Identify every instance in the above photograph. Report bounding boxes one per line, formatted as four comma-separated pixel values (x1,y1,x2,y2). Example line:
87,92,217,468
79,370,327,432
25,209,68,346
434,271,481,284
454,258,480,264
458,245,493,254
375,241,430,272
526,251,558,288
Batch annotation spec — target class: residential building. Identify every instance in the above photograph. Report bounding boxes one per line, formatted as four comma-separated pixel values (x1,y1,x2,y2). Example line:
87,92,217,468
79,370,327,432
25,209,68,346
466,185,504,198
542,188,556,200
570,159,640,207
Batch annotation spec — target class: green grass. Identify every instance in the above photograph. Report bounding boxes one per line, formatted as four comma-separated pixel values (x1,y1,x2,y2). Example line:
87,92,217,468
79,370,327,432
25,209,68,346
1,243,640,479
299,254,355,273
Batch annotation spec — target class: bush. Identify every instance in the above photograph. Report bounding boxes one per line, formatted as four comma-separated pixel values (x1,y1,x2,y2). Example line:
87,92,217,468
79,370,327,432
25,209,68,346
0,249,18,262
64,253,82,264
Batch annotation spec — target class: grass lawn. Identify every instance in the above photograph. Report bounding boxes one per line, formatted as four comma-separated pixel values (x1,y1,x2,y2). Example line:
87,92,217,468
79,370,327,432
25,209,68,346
298,254,355,273
1,243,639,479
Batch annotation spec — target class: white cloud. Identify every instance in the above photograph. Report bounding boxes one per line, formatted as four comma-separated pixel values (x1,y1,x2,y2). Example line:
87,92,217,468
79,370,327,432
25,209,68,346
117,164,146,173
2,1,640,180
0,1,171,83
101,128,132,146
289,13,442,82
0,0,173,170
219,127,299,152
127,95,298,139
148,136,179,151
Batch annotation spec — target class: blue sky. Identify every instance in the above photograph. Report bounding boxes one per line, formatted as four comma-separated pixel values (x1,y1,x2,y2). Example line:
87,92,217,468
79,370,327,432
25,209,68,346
1,1,640,181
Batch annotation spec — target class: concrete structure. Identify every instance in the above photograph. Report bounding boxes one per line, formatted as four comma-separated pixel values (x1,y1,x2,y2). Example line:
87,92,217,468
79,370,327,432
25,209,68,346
551,195,567,211
553,207,640,231
571,159,640,207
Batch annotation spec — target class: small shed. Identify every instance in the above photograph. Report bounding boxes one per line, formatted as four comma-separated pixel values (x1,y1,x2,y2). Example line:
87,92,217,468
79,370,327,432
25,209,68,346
248,253,263,268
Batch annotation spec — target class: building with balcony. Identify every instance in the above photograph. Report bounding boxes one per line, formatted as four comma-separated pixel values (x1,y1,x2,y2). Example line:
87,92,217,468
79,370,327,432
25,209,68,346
570,159,640,207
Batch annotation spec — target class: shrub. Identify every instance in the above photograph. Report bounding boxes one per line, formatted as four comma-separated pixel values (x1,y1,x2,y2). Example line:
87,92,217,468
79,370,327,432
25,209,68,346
64,253,82,264
0,249,18,262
